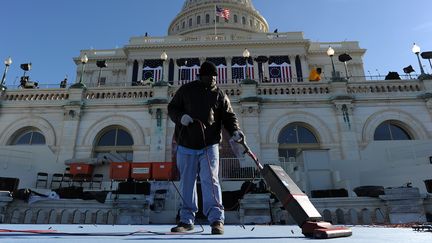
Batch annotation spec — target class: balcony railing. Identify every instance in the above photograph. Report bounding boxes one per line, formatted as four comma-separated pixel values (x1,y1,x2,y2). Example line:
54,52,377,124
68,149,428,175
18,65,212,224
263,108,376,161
1,75,427,104
2,74,424,90
2,89,70,101
84,86,154,100
347,80,422,94
257,83,331,96
219,158,285,181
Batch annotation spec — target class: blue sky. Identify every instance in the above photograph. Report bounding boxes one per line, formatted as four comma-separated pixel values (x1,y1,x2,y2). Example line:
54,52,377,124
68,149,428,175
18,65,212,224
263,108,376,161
1,0,432,86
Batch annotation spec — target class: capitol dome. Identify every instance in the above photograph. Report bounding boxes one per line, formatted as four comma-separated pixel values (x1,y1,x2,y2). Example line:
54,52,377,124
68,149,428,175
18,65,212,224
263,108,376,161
168,0,269,36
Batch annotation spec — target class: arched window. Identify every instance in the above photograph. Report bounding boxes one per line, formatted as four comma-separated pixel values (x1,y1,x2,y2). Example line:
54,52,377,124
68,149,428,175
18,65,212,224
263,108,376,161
189,18,193,27
93,127,134,162
10,127,46,145
278,123,319,160
242,16,246,25
197,15,201,25
374,121,412,140
206,14,210,23
234,14,238,23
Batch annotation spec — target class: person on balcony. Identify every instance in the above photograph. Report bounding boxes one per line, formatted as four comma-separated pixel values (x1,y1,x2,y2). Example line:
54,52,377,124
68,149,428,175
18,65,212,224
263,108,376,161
309,67,322,82
168,61,244,235
60,77,67,88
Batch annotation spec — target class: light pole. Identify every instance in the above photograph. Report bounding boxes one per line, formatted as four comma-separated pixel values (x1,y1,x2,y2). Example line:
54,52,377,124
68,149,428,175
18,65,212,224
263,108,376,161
71,54,88,89
160,51,168,82
327,46,337,81
243,48,250,80
1,57,12,91
412,43,432,80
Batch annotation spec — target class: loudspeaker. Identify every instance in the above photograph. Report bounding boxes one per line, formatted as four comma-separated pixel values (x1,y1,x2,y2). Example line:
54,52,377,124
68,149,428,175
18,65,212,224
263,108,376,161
421,51,432,59
403,65,415,74
338,53,352,62
0,177,20,192
96,60,107,68
20,63,32,71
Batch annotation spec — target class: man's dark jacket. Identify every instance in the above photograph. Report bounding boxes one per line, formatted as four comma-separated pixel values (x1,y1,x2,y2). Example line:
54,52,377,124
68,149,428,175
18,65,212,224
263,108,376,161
168,80,240,149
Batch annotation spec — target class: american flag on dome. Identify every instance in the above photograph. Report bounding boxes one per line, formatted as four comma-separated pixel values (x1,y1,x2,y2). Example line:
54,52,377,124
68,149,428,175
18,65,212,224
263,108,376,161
269,62,292,83
232,64,254,83
216,6,230,20
143,67,162,81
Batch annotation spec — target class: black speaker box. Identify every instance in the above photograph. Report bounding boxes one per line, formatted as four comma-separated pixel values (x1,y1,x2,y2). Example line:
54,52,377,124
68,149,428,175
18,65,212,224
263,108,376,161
117,181,151,195
0,177,20,192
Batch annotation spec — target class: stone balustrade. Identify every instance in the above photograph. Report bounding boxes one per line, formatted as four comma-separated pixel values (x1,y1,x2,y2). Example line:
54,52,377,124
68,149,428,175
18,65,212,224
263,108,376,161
311,197,388,225
2,194,151,225
84,87,154,100
129,32,304,46
257,83,330,96
3,193,430,225
347,80,422,94
4,199,115,224
1,79,428,105
3,89,70,101
222,87,242,98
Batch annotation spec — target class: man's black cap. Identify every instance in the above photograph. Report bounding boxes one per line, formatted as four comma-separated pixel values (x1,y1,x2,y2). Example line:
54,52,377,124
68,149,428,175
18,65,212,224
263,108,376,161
199,61,218,76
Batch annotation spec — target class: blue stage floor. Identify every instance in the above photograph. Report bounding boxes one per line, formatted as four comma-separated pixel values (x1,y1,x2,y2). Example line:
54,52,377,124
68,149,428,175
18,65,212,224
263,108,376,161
0,224,429,243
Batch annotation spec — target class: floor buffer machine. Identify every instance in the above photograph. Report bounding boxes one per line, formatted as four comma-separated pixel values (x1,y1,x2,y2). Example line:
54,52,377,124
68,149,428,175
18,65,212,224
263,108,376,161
231,138,353,239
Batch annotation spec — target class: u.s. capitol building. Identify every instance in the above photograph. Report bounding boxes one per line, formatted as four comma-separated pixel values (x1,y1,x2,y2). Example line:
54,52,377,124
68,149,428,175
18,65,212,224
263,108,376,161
0,0,431,225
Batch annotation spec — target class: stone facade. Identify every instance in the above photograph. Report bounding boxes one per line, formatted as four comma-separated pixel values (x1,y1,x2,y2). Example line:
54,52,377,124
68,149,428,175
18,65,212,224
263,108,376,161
0,0,431,225
1,79,431,193
1,28,432,191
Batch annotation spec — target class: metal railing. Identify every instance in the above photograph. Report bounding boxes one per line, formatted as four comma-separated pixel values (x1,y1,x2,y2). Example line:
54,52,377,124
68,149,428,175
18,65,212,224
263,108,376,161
219,158,260,180
2,74,426,91
219,158,285,180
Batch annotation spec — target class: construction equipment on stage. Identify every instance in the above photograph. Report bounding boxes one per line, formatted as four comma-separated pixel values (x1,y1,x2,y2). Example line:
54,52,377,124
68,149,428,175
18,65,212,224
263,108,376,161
235,138,352,239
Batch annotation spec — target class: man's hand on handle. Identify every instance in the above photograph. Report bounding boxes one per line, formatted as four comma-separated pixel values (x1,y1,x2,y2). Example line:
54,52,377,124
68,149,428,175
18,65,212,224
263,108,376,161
181,114,194,126
232,130,245,142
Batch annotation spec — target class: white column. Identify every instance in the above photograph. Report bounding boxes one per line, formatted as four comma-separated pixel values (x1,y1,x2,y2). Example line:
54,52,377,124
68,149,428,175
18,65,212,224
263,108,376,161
226,57,232,84
289,55,297,81
148,107,167,161
333,101,360,160
126,60,133,84
252,58,259,81
137,60,144,81
174,59,179,84
162,60,169,82
300,55,308,82
263,60,270,80
56,89,84,163
239,103,261,166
